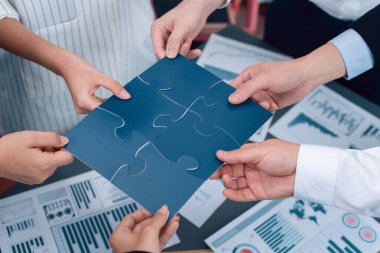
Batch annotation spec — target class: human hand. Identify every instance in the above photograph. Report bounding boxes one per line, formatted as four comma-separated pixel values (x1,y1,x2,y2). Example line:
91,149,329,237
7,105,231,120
0,18,130,114
229,43,346,112
59,53,130,114
109,205,179,253
211,139,300,201
0,131,73,184
151,0,225,59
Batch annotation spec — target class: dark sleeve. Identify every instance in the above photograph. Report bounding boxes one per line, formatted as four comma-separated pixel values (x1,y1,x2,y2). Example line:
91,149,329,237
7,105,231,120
350,4,380,67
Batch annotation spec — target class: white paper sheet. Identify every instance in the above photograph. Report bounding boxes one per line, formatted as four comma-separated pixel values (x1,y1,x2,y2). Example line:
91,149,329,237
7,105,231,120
270,85,380,149
0,171,180,253
197,34,291,84
206,198,380,252
197,34,289,142
179,180,226,228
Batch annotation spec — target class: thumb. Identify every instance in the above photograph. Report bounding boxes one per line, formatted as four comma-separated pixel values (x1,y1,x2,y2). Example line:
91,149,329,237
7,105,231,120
102,78,131,100
228,78,266,105
27,131,69,148
143,205,170,236
216,147,263,165
166,27,188,59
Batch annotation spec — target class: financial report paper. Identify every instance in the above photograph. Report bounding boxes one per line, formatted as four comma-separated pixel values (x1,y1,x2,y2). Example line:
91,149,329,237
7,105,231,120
270,85,380,149
0,171,179,253
206,198,380,253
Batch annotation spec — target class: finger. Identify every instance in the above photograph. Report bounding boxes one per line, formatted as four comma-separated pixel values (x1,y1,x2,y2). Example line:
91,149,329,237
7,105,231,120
179,39,191,57
216,148,258,164
27,132,69,148
211,163,246,179
166,28,188,59
223,188,257,202
230,67,255,89
143,205,170,236
102,78,131,100
119,209,152,231
229,79,266,105
222,174,248,190
259,101,271,111
159,216,180,248
250,91,277,112
45,150,74,168
187,49,202,59
210,169,222,180
151,23,167,59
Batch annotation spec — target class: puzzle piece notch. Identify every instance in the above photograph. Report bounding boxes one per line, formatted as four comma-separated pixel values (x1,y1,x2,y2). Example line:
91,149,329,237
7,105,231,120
152,113,240,181
65,107,147,181
186,82,273,145
100,76,188,142
112,142,202,219
140,55,224,107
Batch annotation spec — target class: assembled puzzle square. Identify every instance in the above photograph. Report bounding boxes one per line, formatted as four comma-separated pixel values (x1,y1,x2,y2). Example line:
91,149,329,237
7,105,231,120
65,55,272,218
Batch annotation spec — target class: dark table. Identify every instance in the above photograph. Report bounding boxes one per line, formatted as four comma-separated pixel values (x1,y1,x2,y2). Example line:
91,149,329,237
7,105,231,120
2,25,380,252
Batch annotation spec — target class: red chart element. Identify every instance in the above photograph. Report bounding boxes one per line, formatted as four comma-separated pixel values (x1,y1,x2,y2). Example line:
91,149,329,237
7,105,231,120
359,227,377,243
342,213,360,228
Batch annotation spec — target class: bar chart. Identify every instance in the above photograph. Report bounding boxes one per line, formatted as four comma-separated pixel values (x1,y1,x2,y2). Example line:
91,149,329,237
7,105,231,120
52,201,139,253
69,179,102,213
6,218,35,237
10,236,45,253
254,214,304,253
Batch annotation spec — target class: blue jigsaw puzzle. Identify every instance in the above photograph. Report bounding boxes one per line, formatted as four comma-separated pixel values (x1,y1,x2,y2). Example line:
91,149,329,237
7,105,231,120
65,55,272,218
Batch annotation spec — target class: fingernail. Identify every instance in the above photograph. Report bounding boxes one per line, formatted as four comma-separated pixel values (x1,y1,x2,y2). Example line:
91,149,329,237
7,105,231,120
61,136,69,145
120,89,131,99
218,150,227,157
157,205,168,214
167,48,176,59
229,92,240,101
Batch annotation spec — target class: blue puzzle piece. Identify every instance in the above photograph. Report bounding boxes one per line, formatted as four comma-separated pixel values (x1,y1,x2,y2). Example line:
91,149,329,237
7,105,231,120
140,56,223,107
188,82,272,144
152,113,240,181
100,76,187,141
65,108,148,180
112,143,201,219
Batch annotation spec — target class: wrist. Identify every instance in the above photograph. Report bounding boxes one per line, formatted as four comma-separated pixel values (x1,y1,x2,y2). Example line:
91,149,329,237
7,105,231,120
297,43,346,89
183,0,224,16
53,50,81,77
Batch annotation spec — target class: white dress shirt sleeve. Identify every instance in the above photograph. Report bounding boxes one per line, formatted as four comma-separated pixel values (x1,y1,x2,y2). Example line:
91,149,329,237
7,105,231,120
0,0,19,20
329,28,374,80
295,144,380,217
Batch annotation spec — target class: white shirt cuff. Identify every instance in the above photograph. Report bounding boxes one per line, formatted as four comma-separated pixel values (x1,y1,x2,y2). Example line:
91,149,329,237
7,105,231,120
218,0,231,9
329,29,374,80
294,144,341,205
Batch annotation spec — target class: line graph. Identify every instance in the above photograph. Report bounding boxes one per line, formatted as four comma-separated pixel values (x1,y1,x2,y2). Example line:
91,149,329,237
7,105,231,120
305,90,363,136
288,113,338,138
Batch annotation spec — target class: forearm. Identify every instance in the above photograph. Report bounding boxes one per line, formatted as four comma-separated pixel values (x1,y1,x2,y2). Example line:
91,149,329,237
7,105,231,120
295,43,346,90
0,18,73,76
295,145,380,217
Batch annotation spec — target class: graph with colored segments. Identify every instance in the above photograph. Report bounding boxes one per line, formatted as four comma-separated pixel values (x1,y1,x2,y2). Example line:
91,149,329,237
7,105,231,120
205,198,380,253
0,171,180,253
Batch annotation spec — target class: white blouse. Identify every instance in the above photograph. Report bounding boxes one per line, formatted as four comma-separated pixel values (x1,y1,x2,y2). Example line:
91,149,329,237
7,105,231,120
309,0,380,20
0,0,157,134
